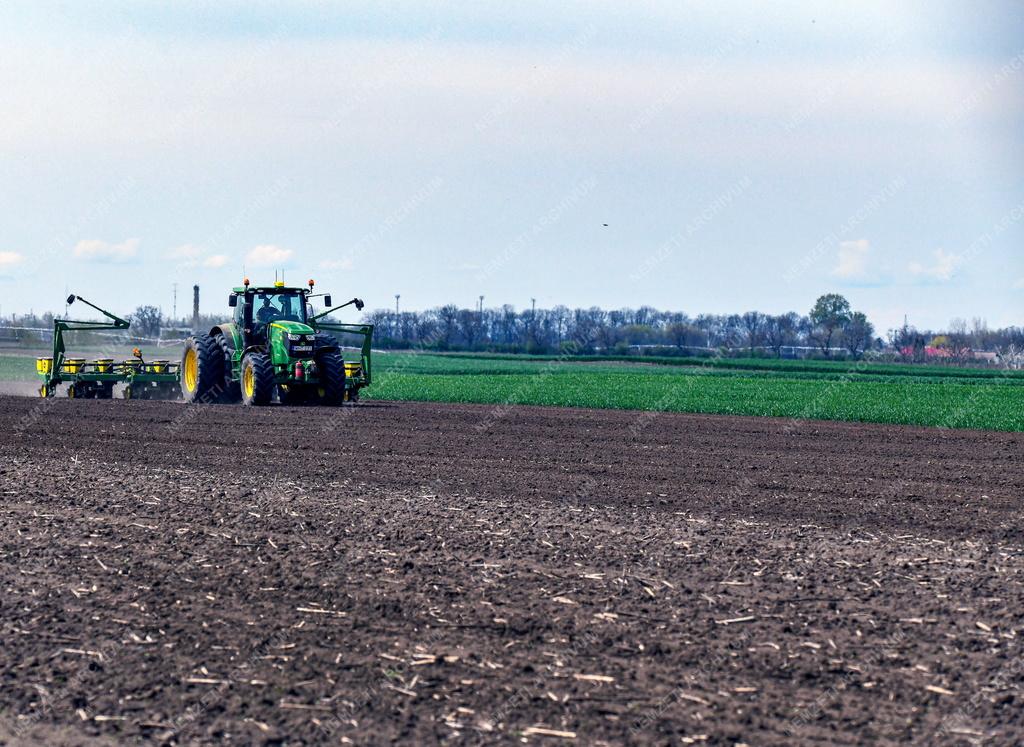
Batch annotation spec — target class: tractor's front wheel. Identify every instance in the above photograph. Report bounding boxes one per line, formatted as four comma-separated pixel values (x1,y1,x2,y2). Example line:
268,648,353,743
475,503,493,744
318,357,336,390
241,353,275,406
316,351,347,406
181,334,225,404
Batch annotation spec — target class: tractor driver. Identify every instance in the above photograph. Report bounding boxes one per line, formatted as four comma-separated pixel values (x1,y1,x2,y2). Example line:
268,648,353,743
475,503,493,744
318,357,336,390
256,296,279,325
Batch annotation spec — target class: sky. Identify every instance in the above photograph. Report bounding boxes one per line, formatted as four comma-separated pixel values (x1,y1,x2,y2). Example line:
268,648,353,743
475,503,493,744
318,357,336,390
0,0,1021,332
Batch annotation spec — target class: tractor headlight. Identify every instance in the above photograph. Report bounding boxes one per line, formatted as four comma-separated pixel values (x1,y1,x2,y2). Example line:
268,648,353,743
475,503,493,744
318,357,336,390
288,333,301,341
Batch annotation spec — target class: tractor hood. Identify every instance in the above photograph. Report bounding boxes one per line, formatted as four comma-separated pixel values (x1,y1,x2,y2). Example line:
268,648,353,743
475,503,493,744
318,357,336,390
268,320,318,361
269,320,316,336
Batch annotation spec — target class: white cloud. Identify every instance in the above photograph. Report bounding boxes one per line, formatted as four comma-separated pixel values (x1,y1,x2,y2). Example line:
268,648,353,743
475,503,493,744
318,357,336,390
73,238,139,262
319,258,353,271
203,254,229,269
908,248,960,281
165,245,231,269
0,251,23,267
246,244,294,267
1013,278,1024,290
832,239,870,279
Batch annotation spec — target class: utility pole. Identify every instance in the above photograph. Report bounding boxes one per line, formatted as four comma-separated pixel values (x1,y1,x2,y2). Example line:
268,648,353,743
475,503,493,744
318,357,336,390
394,294,401,340
476,296,484,348
172,283,178,324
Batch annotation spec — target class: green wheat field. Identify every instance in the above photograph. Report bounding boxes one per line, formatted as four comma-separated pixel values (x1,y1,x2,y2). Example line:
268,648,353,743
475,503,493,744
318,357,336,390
3,351,1021,431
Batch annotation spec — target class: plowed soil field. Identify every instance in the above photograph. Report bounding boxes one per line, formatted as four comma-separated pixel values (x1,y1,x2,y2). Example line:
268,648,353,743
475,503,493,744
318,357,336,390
1,396,1022,745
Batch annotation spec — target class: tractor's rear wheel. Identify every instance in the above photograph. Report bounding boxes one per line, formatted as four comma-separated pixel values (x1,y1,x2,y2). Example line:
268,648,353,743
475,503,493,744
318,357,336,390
316,351,347,406
241,353,275,406
181,334,224,403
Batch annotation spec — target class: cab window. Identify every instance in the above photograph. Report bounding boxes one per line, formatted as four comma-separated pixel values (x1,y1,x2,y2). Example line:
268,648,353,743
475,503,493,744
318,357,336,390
252,292,306,326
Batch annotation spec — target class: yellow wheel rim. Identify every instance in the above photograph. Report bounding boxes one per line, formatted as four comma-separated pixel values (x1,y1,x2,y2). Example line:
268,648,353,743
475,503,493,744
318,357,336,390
183,348,199,391
243,363,255,398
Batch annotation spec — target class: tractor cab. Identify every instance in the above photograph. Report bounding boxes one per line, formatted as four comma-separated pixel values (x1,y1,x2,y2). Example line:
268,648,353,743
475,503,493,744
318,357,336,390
230,282,315,345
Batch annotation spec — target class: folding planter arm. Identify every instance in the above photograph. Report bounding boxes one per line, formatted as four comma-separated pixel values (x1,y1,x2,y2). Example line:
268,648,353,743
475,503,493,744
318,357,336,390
49,295,132,388
312,297,365,321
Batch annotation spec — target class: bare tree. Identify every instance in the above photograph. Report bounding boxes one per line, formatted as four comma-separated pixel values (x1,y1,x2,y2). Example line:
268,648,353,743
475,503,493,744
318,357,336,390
764,312,800,357
841,311,874,359
740,311,767,355
694,314,719,348
945,318,974,365
457,308,481,348
130,305,163,339
438,305,459,348
665,322,690,351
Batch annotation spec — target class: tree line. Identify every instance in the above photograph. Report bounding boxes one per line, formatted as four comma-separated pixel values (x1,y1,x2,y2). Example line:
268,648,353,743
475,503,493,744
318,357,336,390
362,293,1023,363
3,293,1021,365
361,293,876,357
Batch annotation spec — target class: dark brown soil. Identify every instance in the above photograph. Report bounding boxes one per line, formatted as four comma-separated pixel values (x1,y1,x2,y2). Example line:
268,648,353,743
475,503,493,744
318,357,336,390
0,395,1022,746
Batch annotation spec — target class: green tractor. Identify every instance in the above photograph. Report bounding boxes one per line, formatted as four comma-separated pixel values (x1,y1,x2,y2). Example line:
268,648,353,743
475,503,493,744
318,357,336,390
181,279,373,406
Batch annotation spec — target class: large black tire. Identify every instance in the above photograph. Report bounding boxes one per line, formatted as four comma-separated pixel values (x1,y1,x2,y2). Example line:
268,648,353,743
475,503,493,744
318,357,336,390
215,333,242,403
316,351,347,406
241,353,275,406
181,334,225,404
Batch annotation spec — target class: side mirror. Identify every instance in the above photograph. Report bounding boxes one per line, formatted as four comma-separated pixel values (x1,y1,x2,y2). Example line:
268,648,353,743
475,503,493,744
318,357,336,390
67,294,77,305
323,295,332,308
355,298,365,311
228,295,238,307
